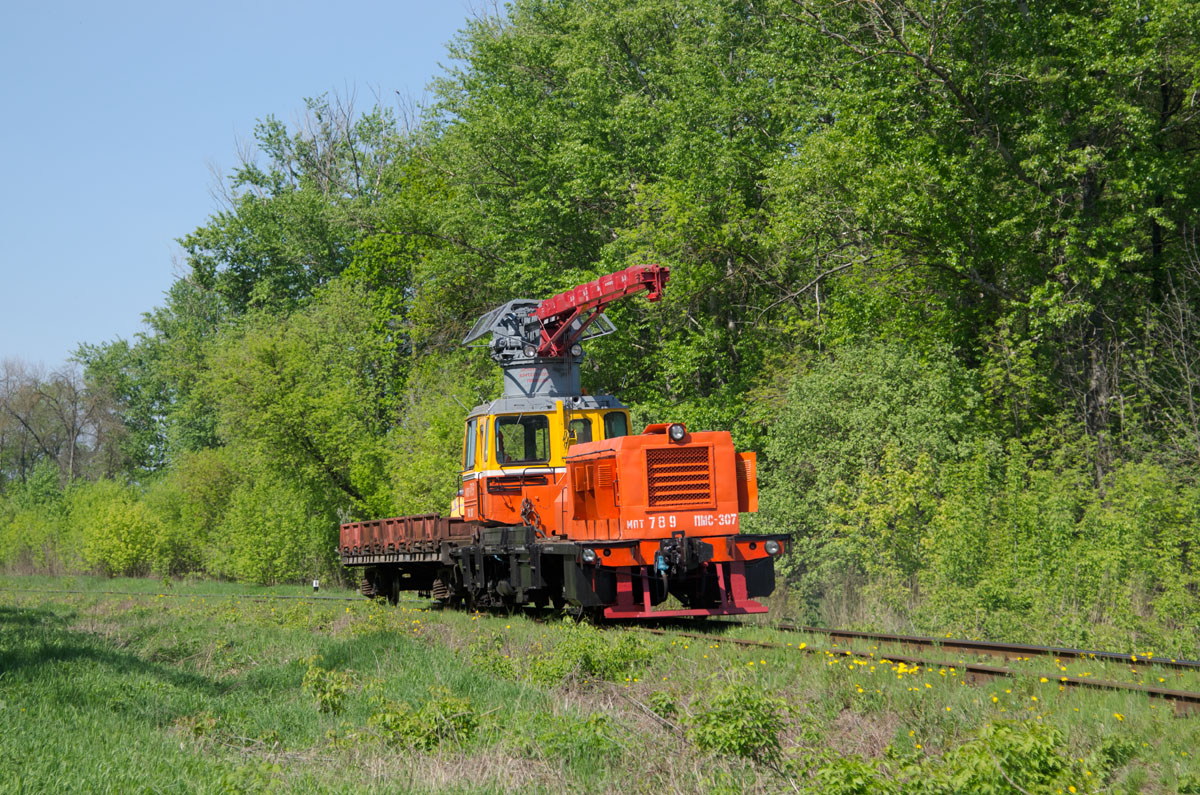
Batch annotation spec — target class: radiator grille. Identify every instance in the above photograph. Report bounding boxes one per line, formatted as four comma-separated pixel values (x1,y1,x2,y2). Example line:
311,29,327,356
646,446,713,508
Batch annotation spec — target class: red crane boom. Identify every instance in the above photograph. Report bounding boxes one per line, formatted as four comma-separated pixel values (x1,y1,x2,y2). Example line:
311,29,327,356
533,263,670,357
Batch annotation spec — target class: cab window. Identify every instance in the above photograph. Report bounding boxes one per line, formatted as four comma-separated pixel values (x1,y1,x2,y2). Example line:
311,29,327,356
568,418,593,444
463,417,477,469
495,415,550,464
603,411,628,439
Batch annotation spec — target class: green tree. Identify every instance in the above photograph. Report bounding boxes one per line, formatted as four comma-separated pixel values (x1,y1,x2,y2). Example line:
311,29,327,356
202,281,404,517
778,0,1200,468
182,96,407,316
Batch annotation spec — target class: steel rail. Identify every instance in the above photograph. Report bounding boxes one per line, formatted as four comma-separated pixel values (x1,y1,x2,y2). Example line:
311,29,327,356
639,628,1200,715
768,623,1200,672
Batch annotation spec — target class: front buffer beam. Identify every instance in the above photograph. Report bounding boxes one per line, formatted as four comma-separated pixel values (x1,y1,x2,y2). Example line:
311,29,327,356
603,560,767,619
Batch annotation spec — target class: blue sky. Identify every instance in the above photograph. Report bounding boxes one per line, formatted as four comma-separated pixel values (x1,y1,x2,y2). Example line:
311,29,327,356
0,0,475,369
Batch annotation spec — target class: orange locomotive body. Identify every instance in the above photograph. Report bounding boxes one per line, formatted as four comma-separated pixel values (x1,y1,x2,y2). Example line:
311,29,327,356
339,265,787,618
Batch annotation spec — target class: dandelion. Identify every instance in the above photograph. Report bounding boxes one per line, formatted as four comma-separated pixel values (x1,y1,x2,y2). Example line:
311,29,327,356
1039,677,1048,683
1113,712,1124,721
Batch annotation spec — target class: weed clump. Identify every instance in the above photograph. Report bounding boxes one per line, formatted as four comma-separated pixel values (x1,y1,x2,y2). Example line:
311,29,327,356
687,684,788,761
526,621,652,686
174,710,220,739
525,713,623,773
367,688,479,749
469,631,517,680
301,657,356,714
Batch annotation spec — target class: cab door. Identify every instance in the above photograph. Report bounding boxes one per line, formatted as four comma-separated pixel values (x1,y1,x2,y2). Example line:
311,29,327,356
461,417,480,521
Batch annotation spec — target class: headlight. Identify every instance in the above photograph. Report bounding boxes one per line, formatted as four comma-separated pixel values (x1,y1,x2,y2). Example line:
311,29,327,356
570,343,584,357
581,548,598,563
522,344,538,358
765,540,781,556
668,423,686,442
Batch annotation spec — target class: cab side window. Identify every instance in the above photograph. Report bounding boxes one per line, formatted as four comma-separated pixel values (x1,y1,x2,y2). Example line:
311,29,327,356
495,415,550,464
463,417,477,469
568,418,593,444
603,411,628,439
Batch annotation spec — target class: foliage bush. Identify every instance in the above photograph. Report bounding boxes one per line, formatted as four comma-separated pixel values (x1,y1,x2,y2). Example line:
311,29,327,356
368,688,478,749
526,620,653,686
924,721,1084,795
687,683,788,761
387,351,495,516
301,660,356,715
755,342,978,610
0,461,74,573
755,341,1200,654
468,631,518,681
142,447,241,576
70,479,157,577
208,465,336,584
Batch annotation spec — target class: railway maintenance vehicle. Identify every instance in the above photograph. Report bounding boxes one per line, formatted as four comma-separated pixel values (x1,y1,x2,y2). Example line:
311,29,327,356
338,264,787,618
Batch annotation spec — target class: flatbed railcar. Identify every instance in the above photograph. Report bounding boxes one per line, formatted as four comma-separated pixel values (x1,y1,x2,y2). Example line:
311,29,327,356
339,264,787,619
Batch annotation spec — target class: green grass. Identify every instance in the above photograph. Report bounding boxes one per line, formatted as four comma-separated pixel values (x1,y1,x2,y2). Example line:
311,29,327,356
1,575,1198,793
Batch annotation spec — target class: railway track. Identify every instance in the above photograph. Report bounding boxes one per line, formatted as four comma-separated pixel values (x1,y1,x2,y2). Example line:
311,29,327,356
640,627,1200,715
769,623,1200,672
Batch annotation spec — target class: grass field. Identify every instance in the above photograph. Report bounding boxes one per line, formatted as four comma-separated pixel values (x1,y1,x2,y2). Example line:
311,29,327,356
1,575,1197,793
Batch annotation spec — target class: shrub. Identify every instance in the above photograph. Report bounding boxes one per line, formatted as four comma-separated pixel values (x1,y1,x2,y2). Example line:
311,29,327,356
302,661,356,715
468,631,517,680
688,684,788,760
368,688,478,749
754,342,977,610
926,721,1082,795
527,620,653,686
142,447,240,576
69,479,156,577
209,467,336,584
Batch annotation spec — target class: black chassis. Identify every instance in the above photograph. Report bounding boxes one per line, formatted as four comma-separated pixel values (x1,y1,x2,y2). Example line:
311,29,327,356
349,526,787,611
